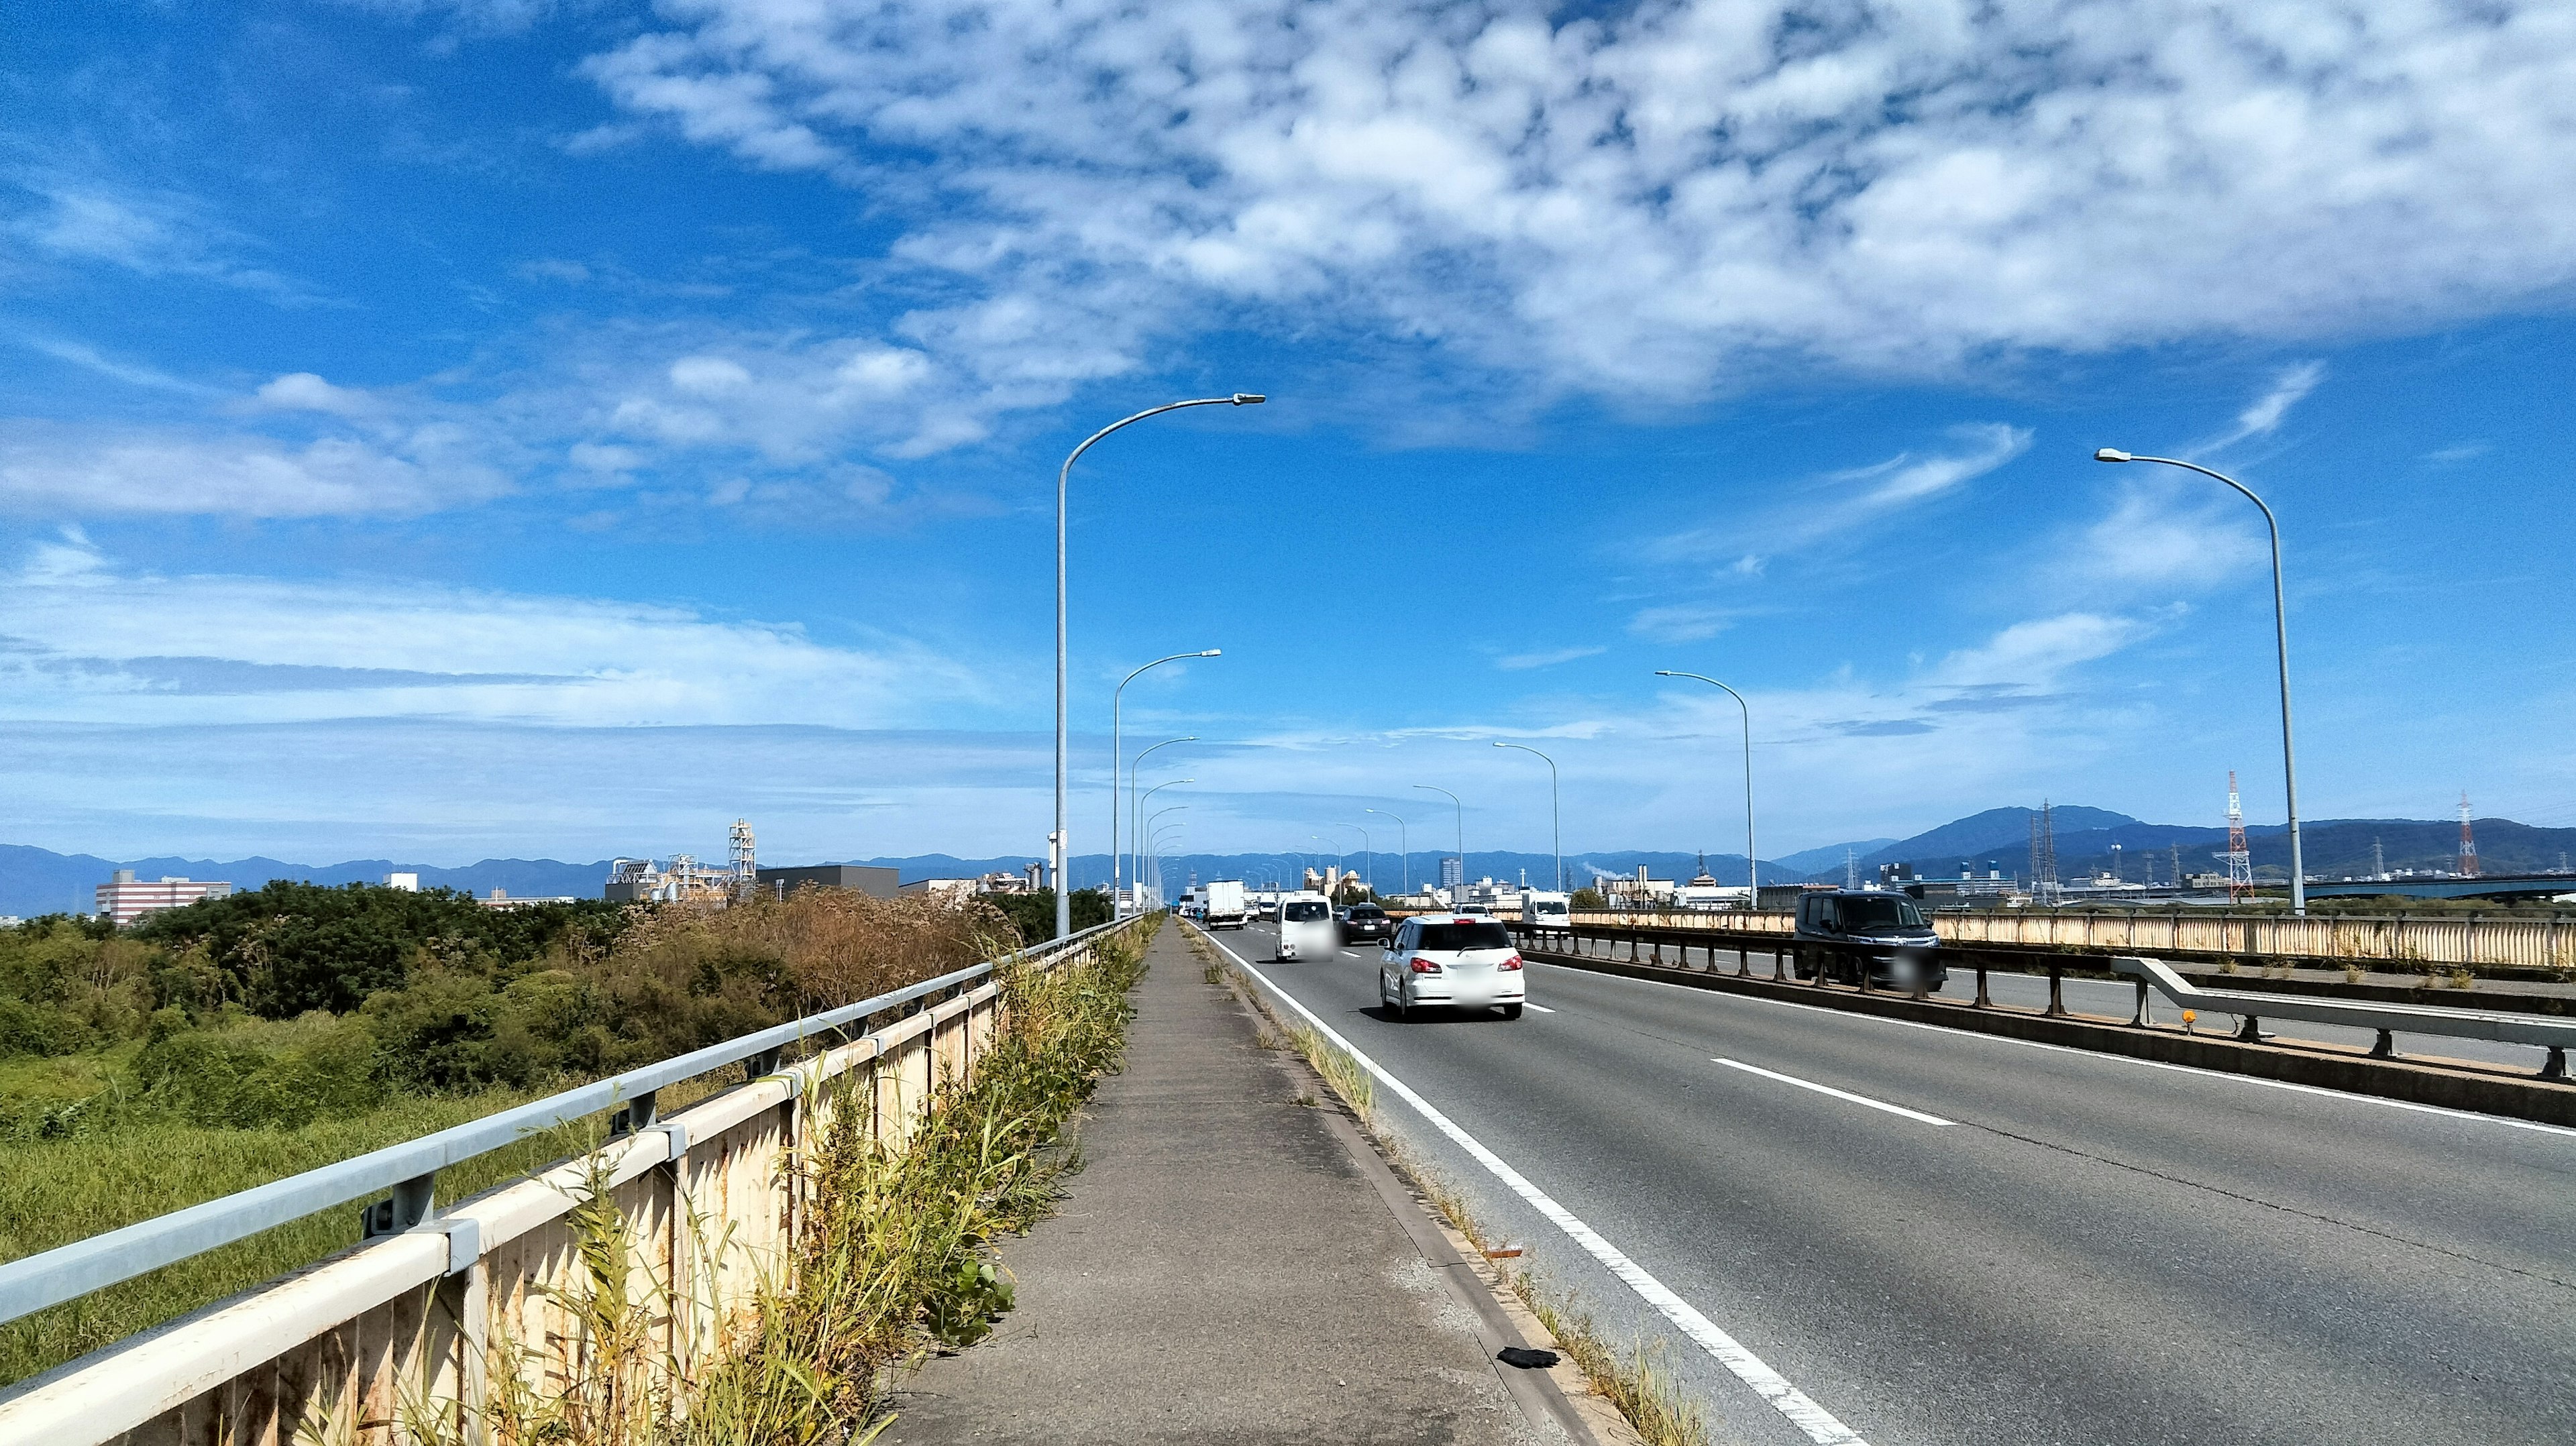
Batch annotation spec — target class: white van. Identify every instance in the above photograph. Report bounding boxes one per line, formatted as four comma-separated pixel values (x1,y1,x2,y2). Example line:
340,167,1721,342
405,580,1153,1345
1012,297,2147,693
1275,891,1337,960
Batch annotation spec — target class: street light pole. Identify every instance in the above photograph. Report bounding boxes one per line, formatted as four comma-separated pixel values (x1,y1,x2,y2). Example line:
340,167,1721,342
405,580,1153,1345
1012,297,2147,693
1491,742,1562,892
2096,449,2307,915
1055,394,1265,939
1113,650,1219,916
1134,782,1190,906
1146,807,1187,906
1128,736,1194,906
1364,809,1408,894
1334,823,1371,897
1655,671,1759,907
1413,785,1464,899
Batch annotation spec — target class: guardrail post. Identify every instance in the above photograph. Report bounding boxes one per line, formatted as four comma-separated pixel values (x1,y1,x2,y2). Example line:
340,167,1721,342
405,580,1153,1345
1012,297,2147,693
360,1170,439,1238
1974,964,1991,1008
1736,942,1751,978
2043,964,2066,1017
2369,1029,2396,1059
2545,1046,2567,1081
613,1089,659,1135
2129,978,2149,1027
2236,1013,2263,1043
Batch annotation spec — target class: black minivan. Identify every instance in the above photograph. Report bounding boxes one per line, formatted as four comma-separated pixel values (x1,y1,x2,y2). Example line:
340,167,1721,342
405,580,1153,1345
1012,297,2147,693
1790,889,1945,990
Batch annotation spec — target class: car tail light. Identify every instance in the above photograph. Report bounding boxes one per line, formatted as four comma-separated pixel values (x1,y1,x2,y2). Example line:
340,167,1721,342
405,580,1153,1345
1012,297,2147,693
1497,954,1523,970
1409,956,1441,973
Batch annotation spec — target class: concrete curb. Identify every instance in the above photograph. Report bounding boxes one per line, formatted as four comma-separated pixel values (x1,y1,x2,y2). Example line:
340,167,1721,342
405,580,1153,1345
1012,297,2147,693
1528,948,2576,1128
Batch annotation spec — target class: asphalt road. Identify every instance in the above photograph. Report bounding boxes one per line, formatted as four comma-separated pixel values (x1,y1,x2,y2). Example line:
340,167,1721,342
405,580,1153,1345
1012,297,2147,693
1201,920,2576,1446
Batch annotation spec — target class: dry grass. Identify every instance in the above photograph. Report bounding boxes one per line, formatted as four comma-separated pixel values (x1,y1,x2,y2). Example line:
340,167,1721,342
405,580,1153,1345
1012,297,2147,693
1506,1282,1711,1446
619,888,1014,1013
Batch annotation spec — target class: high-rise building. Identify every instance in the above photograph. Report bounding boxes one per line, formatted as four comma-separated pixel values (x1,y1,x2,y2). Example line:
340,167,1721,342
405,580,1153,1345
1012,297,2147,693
1439,856,1464,891
96,869,233,926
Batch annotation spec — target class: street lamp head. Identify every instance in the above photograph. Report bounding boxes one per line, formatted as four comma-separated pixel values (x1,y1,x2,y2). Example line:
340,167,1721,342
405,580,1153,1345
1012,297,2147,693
1198,649,1222,657
2094,448,2133,463
1654,670,1679,677
1232,393,1266,405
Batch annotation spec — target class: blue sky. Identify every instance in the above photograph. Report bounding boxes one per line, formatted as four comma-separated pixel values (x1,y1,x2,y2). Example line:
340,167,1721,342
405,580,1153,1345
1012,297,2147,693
3,0,2573,869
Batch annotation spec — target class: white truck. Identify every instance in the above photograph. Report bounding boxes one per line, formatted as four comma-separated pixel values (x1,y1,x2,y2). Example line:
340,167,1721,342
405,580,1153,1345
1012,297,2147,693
1519,889,1571,928
1203,879,1249,930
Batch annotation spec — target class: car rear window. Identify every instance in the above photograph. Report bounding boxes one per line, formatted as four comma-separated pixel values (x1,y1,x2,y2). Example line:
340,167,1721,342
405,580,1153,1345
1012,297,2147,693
1283,901,1328,921
1417,922,1513,951
1350,906,1385,918
1837,897,1926,930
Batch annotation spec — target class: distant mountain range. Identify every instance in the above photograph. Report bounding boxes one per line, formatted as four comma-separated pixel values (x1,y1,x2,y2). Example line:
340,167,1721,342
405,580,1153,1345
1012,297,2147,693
7,806,2572,916
1793,808,2576,887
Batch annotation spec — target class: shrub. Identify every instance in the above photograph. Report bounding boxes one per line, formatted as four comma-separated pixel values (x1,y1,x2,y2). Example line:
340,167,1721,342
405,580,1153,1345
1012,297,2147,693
133,1014,384,1129
133,881,629,1018
0,997,91,1057
982,887,1112,946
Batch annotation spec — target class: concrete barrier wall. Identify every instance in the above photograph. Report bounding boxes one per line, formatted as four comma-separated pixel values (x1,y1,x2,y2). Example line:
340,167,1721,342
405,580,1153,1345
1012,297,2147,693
1551,908,2573,972
0,922,1142,1446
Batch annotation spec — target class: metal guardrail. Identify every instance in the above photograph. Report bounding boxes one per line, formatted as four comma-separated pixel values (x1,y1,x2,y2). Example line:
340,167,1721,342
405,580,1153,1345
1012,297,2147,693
0,918,1122,1329
2112,955,2576,1076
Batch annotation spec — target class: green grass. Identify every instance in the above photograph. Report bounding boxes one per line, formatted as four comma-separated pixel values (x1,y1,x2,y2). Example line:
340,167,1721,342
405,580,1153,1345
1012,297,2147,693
0,1085,568,1386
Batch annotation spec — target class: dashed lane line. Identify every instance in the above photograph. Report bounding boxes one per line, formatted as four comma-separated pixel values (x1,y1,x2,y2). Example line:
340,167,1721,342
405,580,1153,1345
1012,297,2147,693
1711,1058,1953,1127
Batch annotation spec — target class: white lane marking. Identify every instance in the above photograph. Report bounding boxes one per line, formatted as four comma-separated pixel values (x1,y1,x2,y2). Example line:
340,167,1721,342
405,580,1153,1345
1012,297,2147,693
1196,927,1868,1446
1530,962,2576,1141
1524,1003,1557,1013
1712,1058,1952,1127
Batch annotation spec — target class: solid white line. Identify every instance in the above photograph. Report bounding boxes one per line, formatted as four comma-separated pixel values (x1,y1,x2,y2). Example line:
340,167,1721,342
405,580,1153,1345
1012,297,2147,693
1529,961,2576,1141
1712,1058,1953,1127
1195,927,1868,1446
1524,1003,1557,1013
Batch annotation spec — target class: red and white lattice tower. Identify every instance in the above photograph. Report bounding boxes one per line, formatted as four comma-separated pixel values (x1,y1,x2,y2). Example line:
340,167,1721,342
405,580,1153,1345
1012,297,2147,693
2222,771,2253,902
2458,793,2480,877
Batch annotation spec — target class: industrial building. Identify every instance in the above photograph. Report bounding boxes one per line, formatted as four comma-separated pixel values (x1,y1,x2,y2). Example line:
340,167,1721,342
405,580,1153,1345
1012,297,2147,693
756,865,899,899
96,870,233,926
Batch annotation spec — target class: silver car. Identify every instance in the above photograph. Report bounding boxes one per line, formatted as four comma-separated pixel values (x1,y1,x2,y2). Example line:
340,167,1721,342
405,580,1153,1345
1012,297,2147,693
1380,915,1526,1019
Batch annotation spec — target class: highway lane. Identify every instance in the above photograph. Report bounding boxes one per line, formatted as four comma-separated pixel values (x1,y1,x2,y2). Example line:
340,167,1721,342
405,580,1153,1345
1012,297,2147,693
1202,920,2576,1446
1568,934,2552,1071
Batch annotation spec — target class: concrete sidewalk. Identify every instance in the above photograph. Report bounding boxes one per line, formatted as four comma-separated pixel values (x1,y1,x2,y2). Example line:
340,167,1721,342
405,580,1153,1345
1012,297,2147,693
881,925,1593,1445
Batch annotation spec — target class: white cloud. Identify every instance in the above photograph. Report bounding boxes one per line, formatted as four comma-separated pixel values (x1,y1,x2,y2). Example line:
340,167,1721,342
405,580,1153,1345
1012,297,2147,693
1495,644,1606,671
2199,361,2326,450
1625,605,1734,643
252,372,379,417
2065,486,2269,591
582,0,2576,402
0,421,508,516
1652,421,2029,566
1931,613,2143,687
0,541,987,729
8,178,311,301
1839,424,2033,507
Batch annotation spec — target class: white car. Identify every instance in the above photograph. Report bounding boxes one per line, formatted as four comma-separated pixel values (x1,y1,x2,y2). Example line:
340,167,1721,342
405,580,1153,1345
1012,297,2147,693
1276,892,1337,960
1380,915,1525,1019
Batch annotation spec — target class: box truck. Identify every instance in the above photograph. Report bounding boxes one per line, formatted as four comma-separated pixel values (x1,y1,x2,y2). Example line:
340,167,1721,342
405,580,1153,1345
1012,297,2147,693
1203,879,1249,930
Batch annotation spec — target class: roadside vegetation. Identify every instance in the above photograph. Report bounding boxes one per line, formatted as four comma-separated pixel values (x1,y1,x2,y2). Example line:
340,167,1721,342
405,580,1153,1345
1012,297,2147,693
0,881,1032,1386
339,917,1155,1446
